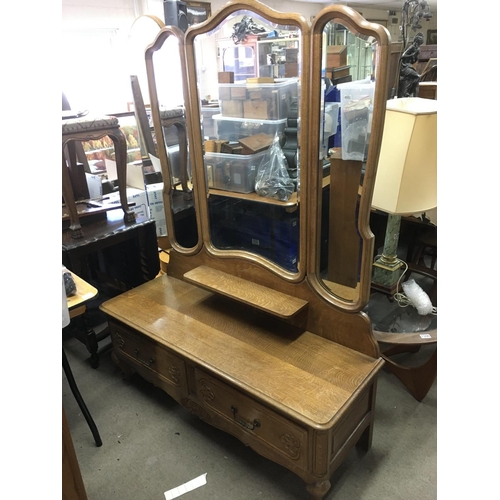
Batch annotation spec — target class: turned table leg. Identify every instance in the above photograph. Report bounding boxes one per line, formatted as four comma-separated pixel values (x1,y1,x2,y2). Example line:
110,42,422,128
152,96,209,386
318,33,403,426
306,480,331,500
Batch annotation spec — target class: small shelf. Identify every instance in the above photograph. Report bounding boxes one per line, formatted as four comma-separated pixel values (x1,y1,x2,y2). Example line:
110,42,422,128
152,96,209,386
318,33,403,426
184,265,308,319
208,188,298,207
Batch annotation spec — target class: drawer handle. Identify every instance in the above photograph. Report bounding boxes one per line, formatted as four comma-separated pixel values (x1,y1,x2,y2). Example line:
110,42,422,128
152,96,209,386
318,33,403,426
231,406,261,431
135,348,154,367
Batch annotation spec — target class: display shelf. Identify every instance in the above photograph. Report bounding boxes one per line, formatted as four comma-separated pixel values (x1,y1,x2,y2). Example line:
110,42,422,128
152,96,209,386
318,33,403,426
208,188,298,207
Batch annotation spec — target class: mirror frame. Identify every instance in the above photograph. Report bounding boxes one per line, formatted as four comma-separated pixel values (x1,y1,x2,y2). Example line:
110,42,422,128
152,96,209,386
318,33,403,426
183,0,310,283
145,25,203,256
307,6,391,312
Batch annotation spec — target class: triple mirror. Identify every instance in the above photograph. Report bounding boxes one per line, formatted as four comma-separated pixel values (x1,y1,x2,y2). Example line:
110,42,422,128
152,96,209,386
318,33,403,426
145,1,390,311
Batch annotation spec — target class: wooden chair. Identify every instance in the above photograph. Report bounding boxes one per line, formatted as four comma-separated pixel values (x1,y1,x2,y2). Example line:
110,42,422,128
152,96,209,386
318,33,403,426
62,115,136,238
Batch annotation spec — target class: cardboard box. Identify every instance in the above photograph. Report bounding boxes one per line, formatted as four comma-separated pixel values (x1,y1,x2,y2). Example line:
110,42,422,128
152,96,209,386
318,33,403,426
284,63,298,77
221,100,243,117
238,133,273,155
230,87,247,100
218,71,234,83
126,161,146,190
218,86,231,101
326,45,347,67
244,100,269,120
285,48,298,63
146,183,167,237
326,65,351,79
246,77,275,84
102,187,149,219
85,173,102,199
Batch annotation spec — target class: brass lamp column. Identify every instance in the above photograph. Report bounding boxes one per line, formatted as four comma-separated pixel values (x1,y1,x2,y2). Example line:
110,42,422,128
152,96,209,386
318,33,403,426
371,97,437,296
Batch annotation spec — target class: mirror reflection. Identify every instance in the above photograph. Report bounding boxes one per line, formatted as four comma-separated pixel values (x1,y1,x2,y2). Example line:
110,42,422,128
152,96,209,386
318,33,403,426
147,30,199,250
317,21,379,302
190,10,303,273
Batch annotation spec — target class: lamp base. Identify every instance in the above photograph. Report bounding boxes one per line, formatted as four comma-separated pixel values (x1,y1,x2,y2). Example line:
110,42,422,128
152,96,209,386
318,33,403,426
372,258,405,297
371,213,404,296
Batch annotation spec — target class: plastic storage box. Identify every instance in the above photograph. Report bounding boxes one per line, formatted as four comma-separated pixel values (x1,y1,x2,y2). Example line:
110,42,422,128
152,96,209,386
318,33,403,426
204,149,270,194
201,105,221,139
338,79,374,161
218,78,298,120
212,114,287,143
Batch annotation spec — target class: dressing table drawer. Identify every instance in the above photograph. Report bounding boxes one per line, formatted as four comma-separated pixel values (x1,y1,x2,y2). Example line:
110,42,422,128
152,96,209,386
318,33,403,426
110,322,187,395
195,369,308,468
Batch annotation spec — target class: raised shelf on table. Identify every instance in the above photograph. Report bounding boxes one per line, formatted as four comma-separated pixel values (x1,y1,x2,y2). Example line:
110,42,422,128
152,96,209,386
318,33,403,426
184,265,308,319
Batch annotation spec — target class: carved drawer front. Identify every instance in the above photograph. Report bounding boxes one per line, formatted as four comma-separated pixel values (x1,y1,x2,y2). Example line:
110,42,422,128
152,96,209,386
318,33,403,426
195,369,307,468
110,322,187,392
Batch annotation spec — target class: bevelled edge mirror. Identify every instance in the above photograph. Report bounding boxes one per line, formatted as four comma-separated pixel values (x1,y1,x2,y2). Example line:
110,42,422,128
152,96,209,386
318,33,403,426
145,26,202,255
307,6,391,312
183,0,310,283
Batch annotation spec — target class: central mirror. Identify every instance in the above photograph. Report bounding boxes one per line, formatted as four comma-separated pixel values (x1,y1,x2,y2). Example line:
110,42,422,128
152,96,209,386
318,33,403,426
184,3,309,280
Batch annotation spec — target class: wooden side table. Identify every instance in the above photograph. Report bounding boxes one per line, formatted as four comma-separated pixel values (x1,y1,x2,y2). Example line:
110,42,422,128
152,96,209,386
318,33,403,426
364,292,437,402
63,210,160,366
372,329,437,402
62,210,160,290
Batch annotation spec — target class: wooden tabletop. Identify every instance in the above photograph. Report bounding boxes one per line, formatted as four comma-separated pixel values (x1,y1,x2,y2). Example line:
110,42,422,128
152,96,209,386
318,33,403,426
62,210,154,251
101,274,383,426
66,272,98,311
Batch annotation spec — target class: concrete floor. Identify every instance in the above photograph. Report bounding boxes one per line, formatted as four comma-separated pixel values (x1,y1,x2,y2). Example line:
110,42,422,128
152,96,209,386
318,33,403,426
62,302,437,500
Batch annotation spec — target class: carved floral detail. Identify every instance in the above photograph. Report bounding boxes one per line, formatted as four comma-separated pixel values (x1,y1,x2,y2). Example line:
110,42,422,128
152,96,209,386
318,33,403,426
199,380,215,402
280,433,300,459
181,398,212,421
114,332,125,348
168,366,181,385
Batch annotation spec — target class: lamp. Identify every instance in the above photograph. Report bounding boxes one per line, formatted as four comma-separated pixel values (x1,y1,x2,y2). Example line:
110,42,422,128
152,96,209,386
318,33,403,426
371,97,437,295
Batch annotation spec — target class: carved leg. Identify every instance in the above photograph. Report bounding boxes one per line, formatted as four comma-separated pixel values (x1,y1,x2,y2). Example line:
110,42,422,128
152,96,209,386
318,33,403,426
306,480,331,500
356,422,373,452
111,351,135,380
62,153,83,239
356,380,377,451
382,348,437,401
110,129,136,224
80,313,100,369
173,121,191,197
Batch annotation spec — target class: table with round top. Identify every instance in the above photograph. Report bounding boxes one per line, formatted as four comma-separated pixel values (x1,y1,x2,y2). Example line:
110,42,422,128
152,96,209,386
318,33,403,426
364,291,437,402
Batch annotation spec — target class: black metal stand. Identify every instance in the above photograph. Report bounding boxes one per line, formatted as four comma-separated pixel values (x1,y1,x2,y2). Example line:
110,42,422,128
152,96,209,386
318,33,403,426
63,347,102,447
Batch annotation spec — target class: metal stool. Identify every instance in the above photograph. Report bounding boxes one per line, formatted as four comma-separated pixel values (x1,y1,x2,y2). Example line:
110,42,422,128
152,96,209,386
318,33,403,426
62,115,136,238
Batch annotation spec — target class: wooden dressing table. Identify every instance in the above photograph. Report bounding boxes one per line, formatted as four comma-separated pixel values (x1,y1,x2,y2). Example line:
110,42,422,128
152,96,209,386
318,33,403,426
101,3,391,498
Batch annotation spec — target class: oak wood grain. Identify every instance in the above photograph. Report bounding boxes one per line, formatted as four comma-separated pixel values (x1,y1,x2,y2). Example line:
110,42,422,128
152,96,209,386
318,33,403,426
184,265,308,318
101,274,382,426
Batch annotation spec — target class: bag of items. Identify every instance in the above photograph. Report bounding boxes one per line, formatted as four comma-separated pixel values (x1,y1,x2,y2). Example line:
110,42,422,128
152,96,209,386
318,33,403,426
255,134,295,202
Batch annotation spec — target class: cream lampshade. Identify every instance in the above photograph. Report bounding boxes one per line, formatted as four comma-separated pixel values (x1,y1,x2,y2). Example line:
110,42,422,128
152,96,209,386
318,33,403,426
371,97,437,294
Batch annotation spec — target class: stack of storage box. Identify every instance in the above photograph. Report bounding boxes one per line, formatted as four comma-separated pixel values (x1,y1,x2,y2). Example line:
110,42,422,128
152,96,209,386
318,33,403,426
337,79,375,161
203,73,298,194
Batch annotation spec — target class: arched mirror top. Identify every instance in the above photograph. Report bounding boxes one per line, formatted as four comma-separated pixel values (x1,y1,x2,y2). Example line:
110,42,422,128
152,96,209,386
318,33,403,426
182,0,311,282
307,5,391,312
145,26,202,255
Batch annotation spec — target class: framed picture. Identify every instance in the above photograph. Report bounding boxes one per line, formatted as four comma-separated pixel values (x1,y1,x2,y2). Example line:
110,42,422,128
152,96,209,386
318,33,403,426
185,2,212,26
426,29,437,45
